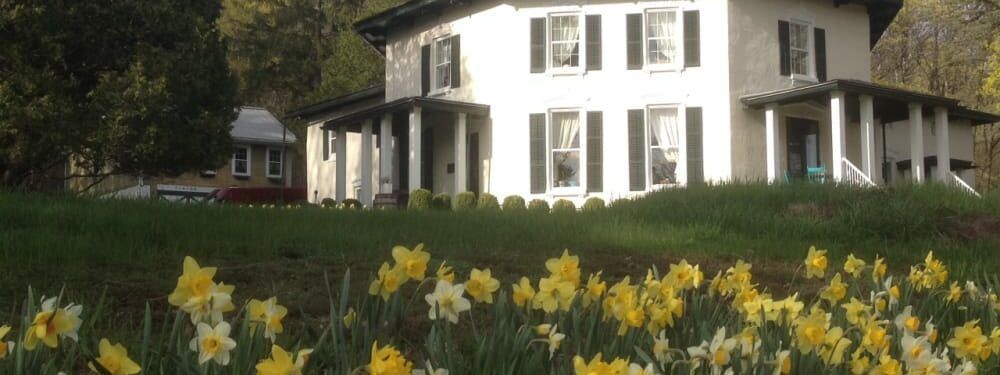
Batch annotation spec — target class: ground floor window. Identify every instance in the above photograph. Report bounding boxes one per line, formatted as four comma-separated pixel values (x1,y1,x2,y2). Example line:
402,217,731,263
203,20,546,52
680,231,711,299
266,148,284,178
232,145,250,177
550,111,581,188
648,106,680,185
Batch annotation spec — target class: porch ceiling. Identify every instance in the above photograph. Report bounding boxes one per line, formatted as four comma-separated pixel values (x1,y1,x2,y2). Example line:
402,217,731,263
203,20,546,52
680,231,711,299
740,79,1000,125
321,96,490,131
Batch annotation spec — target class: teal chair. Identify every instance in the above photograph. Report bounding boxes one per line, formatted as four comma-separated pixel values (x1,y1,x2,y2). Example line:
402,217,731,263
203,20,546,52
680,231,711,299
807,167,827,183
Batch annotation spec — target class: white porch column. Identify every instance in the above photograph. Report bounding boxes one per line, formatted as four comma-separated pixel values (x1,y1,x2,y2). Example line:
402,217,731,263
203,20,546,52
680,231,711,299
335,125,348,202
765,104,781,184
379,114,393,193
408,106,422,192
454,113,468,194
360,119,373,206
830,91,847,181
909,103,925,183
859,95,876,179
934,106,950,182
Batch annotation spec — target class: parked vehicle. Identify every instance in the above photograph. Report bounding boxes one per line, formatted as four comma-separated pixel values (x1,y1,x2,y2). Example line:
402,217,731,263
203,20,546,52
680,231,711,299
206,187,307,204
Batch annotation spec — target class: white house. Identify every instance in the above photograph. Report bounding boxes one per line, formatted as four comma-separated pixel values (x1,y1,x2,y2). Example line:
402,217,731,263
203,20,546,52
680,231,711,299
288,0,999,206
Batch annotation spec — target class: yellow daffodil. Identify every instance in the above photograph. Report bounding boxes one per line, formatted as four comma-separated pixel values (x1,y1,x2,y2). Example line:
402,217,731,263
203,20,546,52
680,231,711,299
511,277,536,307
465,268,500,304
255,345,312,375
24,297,82,350
948,320,989,362
88,339,140,375
774,349,792,375
946,281,962,304
0,325,13,359
572,353,628,375
894,306,920,333
534,276,575,313
844,254,866,278
776,294,804,326
820,273,847,304
367,341,413,375
860,320,889,354
804,246,828,279
436,261,455,283
369,262,407,301
391,244,430,281
248,297,288,342
545,249,581,288
841,298,871,326
794,307,829,353
869,354,901,375
991,327,1000,355
343,307,356,328
180,281,235,325
168,256,217,307
425,279,471,324
582,272,607,308
872,256,887,282
665,259,703,290
849,349,871,375
188,322,237,365
819,326,851,365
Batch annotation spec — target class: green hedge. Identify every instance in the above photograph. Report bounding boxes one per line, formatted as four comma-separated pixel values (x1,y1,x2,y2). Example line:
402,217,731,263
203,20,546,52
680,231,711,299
527,199,550,213
432,194,452,210
502,195,526,211
581,197,606,212
477,193,500,211
408,189,432,211
454,192,477,211
551,199,576,214
320,198,337,208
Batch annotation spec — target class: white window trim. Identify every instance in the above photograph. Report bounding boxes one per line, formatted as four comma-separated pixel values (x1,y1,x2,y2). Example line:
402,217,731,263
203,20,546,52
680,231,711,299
547,12,585,75
327,131,337,162
645,104,686,189
643,8,684,72
547,109,586,195
266,147,284,179
232,145,251,177
429,34,453,96
789,19,817,83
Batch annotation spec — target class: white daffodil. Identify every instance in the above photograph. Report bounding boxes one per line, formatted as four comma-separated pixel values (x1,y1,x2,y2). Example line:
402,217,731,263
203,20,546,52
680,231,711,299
894,306,920,333
772,350,791,375
413,361,449,375
900,333,933,369
189,322,237,365
182,282,235,325
653,330,671,363
546,324,566,359
687,327,737,375
628,362,655,375
425,280,472,324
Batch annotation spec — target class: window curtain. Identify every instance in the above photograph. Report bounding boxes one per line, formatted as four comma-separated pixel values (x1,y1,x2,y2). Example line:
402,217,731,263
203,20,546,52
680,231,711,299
659,12,676,62
553,113,580,150
553,17,580,66
651,109,678,160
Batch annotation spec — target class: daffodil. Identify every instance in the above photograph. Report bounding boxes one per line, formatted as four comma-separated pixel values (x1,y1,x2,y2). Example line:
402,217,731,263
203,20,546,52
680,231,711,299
436,261,455,283
369,262,407,301
841,298,871,326
188,322,237,365
793,307,829,353
391,243,430,281
511,277,536,307
248,297,288,342
773,350,792,375
869,354,901,375
88,339,141,375
872,255,887,282
947,320,988,362
849,349,871,375
180,281,235,325
425,279,471,324
464,268,500,304
572,353,628,375
343,307,356,328
687,327,738,373
860,319,889,354
653,330,671,363
820,273,847,304
666,259,703,290
168,256,217,307
255,345,312,375
544,324,566,359
24,297,82,350
545,249,582,288
804,246,828,279
627,363,655,375
367,341,413,375
582,272,607,307
900,333,933,371
946,281,962,304
844,254,866,278
819,326,851,365
413,361,449,375
0,325,13,359
534,276,575,313
894,306,921,333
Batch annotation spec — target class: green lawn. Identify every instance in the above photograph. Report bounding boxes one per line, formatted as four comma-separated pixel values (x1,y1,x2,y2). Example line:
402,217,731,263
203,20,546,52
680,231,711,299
1,183,998,321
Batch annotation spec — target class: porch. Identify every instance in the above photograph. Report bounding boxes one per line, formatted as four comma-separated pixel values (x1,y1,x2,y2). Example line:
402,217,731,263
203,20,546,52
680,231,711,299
323,96,490,207
741,79,999,195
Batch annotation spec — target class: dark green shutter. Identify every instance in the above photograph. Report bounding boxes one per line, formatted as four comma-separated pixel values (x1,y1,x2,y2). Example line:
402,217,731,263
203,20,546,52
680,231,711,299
685,107,704,185
529,114,547,193
814,27,827,81
626,14,643,70
421,44,431,96
422,128,433,189
323,129,330,161
586,111,603,192
683,10,700,68
628,109,646,191
530,18,546,73
778,21,790,76
586,15,602,71
451,35,461,88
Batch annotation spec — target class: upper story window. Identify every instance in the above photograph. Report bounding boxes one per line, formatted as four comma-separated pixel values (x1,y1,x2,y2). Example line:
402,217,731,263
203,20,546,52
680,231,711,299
645,9,681,67
432,36,452,91
550,14,581,71
550,111,581,188
266,148,283,178
329,131,337,158
232,145,250,177
789,20,812,77
648,106,680,186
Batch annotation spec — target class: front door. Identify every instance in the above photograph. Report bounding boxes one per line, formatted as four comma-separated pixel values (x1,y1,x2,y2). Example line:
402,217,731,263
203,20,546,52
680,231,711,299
468,132,480,193
786,117,820,179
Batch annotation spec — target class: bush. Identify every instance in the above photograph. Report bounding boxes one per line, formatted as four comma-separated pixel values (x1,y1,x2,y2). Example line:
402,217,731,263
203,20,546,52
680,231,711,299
581,197,606,212
476,192,500,211
551,199,576,214
431,193,452,210
342,199,363,210
502,195,526,211
320,198,337,208
407,189,432,211
527,199,550,213
454,192,477,211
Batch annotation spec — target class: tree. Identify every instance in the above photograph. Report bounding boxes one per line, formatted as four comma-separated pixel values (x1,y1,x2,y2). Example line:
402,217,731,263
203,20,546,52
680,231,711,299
0,1,239,190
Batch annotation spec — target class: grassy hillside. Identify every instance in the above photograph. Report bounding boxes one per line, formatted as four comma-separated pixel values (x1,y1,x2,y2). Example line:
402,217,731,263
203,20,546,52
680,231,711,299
1,183,998,320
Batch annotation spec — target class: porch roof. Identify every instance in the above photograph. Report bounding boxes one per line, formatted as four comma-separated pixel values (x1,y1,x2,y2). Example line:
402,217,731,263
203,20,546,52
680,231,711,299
740,79,1000,125
321,96,490,130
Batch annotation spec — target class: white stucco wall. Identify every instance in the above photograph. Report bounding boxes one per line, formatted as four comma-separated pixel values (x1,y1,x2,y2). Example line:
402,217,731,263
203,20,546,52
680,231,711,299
883,118,976,187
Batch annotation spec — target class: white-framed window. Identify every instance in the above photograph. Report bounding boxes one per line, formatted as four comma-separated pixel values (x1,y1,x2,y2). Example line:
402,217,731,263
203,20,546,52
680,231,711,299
549,110,583,190
232,145,250,177
266,147,283,178
549,13,582,72
328,131,337,161
789,20,813,79
432,36,452,92
645,9,681,69
648,106,681,186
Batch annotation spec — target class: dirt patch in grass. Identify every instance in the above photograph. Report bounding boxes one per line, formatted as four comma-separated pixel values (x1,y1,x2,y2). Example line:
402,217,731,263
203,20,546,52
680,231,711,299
782,202,838,221
943,212,1000,241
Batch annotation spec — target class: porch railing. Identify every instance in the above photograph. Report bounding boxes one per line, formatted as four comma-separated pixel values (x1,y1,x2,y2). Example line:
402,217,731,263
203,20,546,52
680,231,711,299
841,158,876,188
949,171,981,198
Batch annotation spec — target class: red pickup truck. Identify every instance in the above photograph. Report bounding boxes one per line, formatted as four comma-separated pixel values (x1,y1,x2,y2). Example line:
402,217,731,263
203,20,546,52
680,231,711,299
206,187,307,204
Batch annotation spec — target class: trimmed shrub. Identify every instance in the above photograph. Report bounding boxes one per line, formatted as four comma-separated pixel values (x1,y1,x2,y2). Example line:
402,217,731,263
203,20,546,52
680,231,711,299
431,193,452,210
581,197,606,212
342,199,363,210
502,195,526,211
454,192,477,211
320,198,337,208
527,199,550,213
407,189,432,211
476,192,500,211
551,199,576,214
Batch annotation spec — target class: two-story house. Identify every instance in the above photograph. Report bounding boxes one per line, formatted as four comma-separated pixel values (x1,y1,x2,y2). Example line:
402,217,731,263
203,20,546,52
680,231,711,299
289,0,999,206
